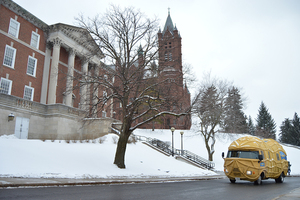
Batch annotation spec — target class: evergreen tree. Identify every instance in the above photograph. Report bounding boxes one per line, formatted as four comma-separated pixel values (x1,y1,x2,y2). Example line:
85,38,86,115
247,115,255,135
255,101,276,139
223,87,247,133
240,114,248,133
292,113,300,146
280,113,300,146
279,118,292,143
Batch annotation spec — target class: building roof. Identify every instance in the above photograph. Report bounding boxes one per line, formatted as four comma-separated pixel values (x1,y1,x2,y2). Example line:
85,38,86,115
48,23,104,61
162,9,175,36
1,0,48,31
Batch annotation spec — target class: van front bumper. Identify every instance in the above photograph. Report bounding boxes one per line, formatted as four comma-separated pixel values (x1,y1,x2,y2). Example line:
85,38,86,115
224,168,259,181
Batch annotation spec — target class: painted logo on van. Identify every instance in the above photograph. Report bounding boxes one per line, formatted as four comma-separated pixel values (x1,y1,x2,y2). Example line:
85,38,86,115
280,151,287,160
260,162,265,167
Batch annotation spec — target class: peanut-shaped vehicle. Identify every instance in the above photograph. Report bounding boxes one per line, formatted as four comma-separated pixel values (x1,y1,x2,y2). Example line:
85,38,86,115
222,136,289,185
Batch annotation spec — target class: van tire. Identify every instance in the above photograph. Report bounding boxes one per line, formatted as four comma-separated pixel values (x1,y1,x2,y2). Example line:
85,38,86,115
275,173,284,183
254,175,262,185
230,179,236,183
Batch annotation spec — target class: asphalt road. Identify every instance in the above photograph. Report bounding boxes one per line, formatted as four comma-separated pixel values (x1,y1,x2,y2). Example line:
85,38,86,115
1,177,300,200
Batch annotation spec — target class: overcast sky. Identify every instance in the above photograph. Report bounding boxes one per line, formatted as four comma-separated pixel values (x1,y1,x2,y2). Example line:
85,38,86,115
14,0,300,134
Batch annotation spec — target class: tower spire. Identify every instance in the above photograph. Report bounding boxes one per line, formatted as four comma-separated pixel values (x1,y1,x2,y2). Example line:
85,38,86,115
162,8,174,36
138,44,143,56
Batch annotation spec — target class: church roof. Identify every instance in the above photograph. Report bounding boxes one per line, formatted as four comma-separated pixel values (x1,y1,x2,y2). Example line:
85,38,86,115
162,9,175,36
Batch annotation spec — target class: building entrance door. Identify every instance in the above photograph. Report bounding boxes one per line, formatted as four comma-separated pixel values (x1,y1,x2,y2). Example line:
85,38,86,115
14,117,29,139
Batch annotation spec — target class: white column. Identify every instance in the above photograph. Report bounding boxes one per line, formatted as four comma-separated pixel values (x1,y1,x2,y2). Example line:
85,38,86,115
40,43,52,104
48,38,61,104
65,49,76,107
80,59,89,110
92,66,99,117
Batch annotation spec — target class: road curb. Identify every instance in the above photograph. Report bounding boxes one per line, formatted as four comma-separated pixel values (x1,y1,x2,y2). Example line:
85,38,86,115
272,187,300,200
0,175,226,188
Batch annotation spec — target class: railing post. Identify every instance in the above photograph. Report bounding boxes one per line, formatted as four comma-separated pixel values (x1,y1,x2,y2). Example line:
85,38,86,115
180,131,184,156
170,127,175,157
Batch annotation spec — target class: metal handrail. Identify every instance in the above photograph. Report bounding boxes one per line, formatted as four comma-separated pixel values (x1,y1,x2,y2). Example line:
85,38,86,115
111,127,215,169
179,149,215,169
133,134,215,170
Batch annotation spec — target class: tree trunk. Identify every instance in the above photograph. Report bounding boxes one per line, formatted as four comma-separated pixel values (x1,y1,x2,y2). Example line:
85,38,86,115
209,134,216,161
152,121,155,131
204,137,212,161
209,153,213,161
114,131,130,168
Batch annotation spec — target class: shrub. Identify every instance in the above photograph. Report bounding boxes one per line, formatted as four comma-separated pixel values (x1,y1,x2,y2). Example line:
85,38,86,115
112,136,119,144
49,133,58,142
40,134,47,142
71,134,79,143
79,134,85,143
127,135,137,144
99,136,107,144
64,134,71,143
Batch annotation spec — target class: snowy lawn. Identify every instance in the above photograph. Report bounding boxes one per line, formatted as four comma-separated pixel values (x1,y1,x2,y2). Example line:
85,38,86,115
0,128,299,179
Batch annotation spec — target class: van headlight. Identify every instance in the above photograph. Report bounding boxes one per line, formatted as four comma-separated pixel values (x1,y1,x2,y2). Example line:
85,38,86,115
246,171,252,175
224,168,228,173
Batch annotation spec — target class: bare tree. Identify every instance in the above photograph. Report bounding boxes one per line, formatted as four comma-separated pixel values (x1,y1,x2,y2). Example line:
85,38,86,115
193,73,232,161
76,6,191,168
182,62,197,89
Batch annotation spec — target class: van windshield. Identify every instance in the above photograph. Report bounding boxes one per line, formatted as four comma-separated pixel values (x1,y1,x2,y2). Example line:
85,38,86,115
227,151,259,159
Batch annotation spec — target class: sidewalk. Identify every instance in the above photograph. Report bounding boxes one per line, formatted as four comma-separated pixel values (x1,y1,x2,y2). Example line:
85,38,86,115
0,175,225,188
273,187,300,200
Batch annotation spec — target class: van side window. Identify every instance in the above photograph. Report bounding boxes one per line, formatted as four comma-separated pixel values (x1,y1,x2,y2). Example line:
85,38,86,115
276,153,280,160
280,151,287,160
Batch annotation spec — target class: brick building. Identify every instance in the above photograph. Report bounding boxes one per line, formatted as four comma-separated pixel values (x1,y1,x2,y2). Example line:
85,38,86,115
111,11,191,130
0,0,115,139
133,11,191,130
0,0,190,139
157,11,191,129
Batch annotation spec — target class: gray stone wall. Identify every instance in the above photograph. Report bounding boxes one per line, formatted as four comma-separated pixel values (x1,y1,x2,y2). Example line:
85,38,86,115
0,94,121,140
83,118,120,138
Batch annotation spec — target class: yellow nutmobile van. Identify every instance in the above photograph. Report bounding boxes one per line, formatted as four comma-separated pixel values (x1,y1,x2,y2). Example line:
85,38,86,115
222,136,289,185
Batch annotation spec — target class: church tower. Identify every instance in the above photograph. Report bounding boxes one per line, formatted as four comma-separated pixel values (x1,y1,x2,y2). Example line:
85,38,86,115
125,9,191,130
157,9,183,87
156,10,191,130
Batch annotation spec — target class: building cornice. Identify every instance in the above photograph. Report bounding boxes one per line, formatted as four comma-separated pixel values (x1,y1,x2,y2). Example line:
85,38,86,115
48,23,104,64
50,24,95,53
1,0,49,32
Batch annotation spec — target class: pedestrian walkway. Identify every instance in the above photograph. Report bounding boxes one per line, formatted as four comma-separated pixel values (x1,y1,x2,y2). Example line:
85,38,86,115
272,187,300,200
0,175,225,188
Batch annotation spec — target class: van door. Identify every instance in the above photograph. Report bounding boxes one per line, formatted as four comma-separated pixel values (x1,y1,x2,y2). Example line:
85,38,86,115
14,117,29,139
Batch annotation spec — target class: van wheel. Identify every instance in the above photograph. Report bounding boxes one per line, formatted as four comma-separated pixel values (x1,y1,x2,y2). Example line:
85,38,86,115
254,175,262,185
275,173,284,183
230,179,236,183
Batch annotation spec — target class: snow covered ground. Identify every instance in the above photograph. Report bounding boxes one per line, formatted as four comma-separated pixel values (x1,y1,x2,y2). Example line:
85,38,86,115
0,128,299,179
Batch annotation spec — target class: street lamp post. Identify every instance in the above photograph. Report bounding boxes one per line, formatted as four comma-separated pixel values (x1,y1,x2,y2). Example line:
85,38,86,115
171,127,175,156
180,131,184,155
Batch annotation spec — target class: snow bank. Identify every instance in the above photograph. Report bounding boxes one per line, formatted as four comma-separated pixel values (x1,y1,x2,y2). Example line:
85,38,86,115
0,133,215,179
134,129,300,175
0,129,299,179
